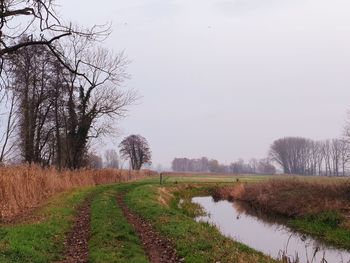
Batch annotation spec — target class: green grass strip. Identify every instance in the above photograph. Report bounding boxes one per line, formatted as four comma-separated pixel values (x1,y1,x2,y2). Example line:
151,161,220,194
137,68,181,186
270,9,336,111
0,187,95,263
88,185,148,263
290,211,350,250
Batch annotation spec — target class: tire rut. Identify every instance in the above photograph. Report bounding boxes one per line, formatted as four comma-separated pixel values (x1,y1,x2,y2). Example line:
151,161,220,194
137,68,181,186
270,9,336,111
57,195,93,263
116,192,183,263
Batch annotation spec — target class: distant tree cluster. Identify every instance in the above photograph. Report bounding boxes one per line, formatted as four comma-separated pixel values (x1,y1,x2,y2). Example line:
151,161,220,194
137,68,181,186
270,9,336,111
87,153,103,169
104,150,120,169
171,157,276,174
171,157,210,172
270,137,349,176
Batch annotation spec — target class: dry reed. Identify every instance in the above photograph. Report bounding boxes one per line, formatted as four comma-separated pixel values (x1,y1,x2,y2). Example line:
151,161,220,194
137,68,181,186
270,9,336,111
0,165,155,220
214,178,350,217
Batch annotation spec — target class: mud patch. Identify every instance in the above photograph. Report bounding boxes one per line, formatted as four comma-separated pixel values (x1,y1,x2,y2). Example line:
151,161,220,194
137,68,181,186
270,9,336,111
58,196,93,263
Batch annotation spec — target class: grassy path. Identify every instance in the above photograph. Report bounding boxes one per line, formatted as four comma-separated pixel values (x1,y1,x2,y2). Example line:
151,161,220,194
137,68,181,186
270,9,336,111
89,186,148,263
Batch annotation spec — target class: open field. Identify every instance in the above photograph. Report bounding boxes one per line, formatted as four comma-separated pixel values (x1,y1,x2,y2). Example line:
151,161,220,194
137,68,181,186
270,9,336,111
0,172,349,262
162,173,271,184
162,172,350,184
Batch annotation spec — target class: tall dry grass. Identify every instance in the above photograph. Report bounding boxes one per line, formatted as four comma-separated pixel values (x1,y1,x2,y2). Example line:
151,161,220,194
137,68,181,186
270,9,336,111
214,178,350,217
0,165,155,220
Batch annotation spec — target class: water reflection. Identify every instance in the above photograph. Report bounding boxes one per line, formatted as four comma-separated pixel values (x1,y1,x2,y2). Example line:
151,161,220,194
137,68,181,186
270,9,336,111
192,196,350,263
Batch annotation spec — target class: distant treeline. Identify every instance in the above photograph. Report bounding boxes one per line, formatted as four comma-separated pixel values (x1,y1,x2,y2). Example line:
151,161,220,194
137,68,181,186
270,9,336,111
172,136,350,176
270,137,349,176
171,157,276,174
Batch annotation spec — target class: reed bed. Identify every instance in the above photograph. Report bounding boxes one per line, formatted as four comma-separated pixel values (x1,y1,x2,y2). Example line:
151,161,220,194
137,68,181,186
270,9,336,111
214,177,350,217
0,165,155,220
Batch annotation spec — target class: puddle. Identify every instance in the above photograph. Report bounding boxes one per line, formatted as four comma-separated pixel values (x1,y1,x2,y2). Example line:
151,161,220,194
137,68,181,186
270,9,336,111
192,196,350,263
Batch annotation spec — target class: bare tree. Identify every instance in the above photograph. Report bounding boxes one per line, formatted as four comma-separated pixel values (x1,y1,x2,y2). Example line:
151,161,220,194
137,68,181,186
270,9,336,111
6,40,135,169
323,140,332,176
104,149,119,169
0,2,136,169
330,139,342,176
269,137,293,174
249,158,258,174
208,159,221,173
270,136,350,176
339,139,349,176
328,139,349,176
257,158,276,174
87,152,103,169
119,135,152,170
9,44,56,164
270,137,315,175
0,90,17,163
0,0,108,74
63,45,136,169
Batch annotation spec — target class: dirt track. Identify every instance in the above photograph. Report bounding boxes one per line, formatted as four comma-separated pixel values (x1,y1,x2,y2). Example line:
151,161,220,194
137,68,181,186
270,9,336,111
58,196,93,263
116,193,182,263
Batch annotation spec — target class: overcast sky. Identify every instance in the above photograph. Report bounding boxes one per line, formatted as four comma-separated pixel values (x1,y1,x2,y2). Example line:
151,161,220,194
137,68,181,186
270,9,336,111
60,0,350,168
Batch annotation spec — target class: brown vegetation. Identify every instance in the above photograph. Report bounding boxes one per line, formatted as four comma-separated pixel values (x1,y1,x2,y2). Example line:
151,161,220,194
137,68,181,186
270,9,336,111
0,165,154,221
157,187,175,207
214,178,350,217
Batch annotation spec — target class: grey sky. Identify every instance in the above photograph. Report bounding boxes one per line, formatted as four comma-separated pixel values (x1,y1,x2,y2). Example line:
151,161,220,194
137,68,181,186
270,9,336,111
60,0,350,168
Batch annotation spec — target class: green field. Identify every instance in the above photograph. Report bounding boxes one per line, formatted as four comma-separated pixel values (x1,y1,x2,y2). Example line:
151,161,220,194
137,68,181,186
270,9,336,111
163,174,270,183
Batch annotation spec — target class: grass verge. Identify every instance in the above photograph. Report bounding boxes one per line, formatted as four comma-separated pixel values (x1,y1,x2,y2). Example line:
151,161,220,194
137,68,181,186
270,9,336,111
0,187,95,263
290,211,350,250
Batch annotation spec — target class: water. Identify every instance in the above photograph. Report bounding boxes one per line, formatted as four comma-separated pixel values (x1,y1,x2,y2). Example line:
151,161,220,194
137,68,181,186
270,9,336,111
192,196,350,263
